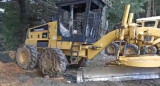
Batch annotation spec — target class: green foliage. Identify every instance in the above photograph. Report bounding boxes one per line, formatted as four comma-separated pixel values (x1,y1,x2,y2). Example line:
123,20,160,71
0,0,59,50
24,0,59,26
0,2,23,50
156,0,160,15
107,0,147,29
0,0,156,50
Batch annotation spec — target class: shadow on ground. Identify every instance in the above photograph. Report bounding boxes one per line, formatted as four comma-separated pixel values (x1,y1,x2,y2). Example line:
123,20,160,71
0,53,14,63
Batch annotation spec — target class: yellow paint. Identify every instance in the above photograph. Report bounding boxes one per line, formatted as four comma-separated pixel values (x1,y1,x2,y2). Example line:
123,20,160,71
25,21,87,60
48,22,57,48
122,5,130,28
120,5,130,40
88,30,117,59
153,38,160,45
25,39,37,46
128,13,133,24
119,55,160,67
56,41,72,49
63,50,87,57
24,4,160,67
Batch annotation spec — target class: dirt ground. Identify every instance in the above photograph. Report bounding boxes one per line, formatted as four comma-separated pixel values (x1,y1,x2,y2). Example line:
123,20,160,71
0,52,160,86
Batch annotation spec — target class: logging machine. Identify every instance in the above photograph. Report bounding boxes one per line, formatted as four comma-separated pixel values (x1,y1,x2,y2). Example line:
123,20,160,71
14,0,160,81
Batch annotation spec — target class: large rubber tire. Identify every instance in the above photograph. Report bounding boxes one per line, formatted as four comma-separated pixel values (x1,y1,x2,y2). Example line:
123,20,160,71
39,48,67,77
105,42,119,56
124,44,139,56
157,51,160,55
147,46,157,54
140,46,157,55
16,44,38,70
140,47,147,55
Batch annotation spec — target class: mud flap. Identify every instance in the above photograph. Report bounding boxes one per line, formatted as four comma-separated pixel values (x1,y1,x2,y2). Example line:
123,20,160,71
77,66,160,83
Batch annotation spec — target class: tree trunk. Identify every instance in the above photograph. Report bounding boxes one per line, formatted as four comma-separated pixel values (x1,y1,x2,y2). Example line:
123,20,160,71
153,0,157,16
146,0,152,17
18,0,26,23
18,0,27,42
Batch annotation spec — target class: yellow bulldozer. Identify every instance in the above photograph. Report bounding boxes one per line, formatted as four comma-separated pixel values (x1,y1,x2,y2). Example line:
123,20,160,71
14,0,160,81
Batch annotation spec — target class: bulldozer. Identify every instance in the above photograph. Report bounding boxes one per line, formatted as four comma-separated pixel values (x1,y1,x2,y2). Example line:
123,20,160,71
14,0,160,82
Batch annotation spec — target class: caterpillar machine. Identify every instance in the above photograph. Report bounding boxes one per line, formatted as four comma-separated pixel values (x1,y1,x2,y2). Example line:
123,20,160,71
15,0,160,83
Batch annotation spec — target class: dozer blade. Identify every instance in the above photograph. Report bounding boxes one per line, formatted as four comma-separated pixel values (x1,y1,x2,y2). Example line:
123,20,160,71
77,66,160,83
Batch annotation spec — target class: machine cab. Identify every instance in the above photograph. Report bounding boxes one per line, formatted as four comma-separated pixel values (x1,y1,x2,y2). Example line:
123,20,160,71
57,0,105,44
136,16,160,28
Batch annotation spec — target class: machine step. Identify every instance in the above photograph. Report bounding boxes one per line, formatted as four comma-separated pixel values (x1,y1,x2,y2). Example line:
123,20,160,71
70,42,82,64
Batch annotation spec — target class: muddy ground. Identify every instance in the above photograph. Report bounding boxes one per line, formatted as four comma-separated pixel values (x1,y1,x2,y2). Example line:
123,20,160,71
0,52,160,86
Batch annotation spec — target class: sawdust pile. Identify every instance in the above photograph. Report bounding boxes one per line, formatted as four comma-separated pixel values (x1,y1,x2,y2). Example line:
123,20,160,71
0,62,25,79
0,62,25,85
0,61,71,86
0,53,160,86
0,62,25,74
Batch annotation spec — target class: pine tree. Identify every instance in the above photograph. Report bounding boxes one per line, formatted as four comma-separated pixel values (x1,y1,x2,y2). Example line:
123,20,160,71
107,0,147,30
0,1,22,50
0,0,152,50
0,0,60,50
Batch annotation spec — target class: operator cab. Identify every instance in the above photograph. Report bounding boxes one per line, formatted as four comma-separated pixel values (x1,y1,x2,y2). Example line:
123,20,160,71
136,16,160,28
57,0,105,44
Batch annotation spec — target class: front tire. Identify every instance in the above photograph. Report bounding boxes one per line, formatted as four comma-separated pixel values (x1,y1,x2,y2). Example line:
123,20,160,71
16,44,38,70
124,44,139,56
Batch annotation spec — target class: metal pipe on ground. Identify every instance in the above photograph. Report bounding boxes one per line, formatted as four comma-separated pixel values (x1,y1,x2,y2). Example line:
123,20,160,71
77,66,160,83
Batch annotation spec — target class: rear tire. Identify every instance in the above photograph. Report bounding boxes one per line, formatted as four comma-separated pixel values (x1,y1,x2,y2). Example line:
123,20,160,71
147,46,157,54
39,48,67,77
124,44,139,56
105,42,119,56
16,44,38,70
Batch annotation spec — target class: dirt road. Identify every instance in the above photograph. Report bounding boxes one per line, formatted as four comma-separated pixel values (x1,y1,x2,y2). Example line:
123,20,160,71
0,53,160,86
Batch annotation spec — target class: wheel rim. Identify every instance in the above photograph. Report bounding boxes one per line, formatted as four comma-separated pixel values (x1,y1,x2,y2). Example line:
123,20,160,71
125,48,135,55
107,46,116,54
148,48,152,54
19,51,29,65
